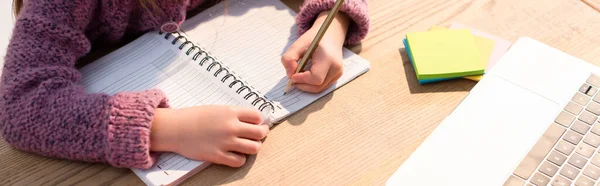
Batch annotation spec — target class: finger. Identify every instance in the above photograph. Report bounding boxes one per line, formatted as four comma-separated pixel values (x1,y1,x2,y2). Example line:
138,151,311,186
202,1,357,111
292,83,321,93
236,123,269,140
294,71,342,93
281,45,306,78
290,60,332,85
318,66,342,89
228,138,262,155
220,151,247,167
324,72,342,89
231,107,263,124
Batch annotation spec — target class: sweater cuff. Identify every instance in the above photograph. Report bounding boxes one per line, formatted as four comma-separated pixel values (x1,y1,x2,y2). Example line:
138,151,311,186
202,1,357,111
105,89,170,169
297,0,370,45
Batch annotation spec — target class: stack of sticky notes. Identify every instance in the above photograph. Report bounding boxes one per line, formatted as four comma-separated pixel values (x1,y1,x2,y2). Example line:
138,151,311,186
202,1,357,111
403,23,512,84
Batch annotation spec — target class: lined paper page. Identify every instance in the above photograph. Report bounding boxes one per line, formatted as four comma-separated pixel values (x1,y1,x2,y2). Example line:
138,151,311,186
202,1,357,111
79,32,262,186
181,0,371,121
80,33,248,108
79,0,369,184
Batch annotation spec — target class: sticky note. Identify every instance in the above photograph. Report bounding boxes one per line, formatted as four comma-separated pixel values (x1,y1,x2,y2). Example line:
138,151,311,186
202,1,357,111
403,38,458,84
460,30,495,81
406,29,486,79
408,26,456,83
450,22,511,72
423,26,495,82
404,26,485,83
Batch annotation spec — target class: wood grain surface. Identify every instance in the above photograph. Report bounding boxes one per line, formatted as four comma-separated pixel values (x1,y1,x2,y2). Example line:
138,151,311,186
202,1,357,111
2,0,600,185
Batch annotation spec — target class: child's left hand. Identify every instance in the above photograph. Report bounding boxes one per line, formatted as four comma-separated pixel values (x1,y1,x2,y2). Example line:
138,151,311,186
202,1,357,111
281,11,350,93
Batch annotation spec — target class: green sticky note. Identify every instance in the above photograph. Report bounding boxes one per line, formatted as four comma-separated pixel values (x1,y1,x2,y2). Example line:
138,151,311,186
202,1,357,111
406,29,485,79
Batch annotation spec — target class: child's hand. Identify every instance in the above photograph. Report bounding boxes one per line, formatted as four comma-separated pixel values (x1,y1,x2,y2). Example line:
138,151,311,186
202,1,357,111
150,106,269,167
282,11,351,93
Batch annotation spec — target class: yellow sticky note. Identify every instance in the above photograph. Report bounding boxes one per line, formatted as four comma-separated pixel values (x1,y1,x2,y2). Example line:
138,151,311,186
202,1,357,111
406,29,486,79
464,37,494,81
427,26,494,81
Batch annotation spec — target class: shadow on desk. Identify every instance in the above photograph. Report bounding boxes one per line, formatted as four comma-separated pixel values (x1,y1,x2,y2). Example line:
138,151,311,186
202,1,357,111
398,48,476,94
185,154,258,185
286,92,334,126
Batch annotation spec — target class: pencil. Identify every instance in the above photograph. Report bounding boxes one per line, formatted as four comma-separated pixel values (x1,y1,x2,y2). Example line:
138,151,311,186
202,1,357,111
283,0,345,95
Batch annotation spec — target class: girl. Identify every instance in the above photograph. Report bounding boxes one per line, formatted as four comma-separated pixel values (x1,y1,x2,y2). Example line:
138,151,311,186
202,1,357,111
1,0,369,169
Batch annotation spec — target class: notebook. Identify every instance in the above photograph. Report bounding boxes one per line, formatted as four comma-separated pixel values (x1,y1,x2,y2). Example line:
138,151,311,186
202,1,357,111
406,29,485,79
77,0,371,185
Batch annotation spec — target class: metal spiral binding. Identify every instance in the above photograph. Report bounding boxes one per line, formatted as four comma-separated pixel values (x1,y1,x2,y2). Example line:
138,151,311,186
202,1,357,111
159,31,275,112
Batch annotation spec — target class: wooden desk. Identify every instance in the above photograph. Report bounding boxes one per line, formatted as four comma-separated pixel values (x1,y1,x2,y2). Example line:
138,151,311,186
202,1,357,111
3,0,600,185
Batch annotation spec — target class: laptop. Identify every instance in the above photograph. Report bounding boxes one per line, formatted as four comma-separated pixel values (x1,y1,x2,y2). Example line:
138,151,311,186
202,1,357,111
386,37,600,186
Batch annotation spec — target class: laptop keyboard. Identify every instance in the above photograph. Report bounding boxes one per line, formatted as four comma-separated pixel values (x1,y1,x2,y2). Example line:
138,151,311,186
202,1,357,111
504,75,600,186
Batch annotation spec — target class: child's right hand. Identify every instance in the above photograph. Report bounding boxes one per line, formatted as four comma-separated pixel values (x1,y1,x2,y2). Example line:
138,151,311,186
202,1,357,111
150,105,269,167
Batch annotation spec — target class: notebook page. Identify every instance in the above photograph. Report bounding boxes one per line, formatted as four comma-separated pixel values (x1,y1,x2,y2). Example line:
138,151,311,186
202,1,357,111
78,32,267,186
180,0,371,121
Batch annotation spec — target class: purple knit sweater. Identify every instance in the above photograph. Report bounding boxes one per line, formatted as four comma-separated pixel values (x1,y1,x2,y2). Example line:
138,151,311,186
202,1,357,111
0,0,369,169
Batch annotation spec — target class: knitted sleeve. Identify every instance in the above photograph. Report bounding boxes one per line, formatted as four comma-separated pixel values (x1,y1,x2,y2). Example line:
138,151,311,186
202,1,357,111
0,0,168,169
296,0,370,45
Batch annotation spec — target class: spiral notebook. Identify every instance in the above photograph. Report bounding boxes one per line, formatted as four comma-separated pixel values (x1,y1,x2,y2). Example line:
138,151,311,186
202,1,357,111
78,0,370,185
